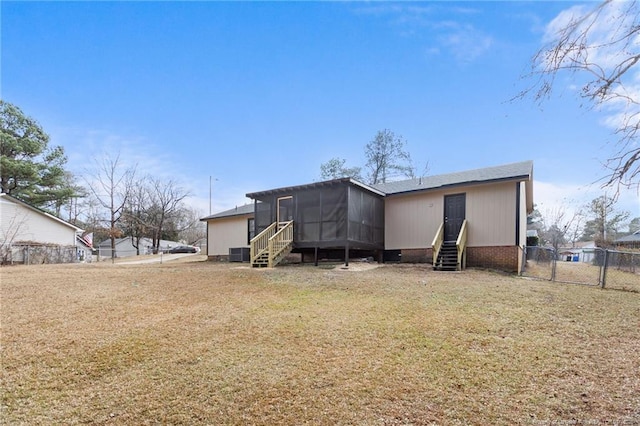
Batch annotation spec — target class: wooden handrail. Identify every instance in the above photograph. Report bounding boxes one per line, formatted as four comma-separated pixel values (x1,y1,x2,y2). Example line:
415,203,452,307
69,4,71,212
432,222,444,268
250,221,294,267
268,221,294,268
456,220,468,271
250,222,278,264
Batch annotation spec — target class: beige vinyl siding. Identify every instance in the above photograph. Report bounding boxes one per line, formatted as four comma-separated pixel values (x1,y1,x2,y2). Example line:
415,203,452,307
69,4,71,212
384,191,443,249
384,181,518,250
207,215,251,256
0,197,77,246
465,182,517,246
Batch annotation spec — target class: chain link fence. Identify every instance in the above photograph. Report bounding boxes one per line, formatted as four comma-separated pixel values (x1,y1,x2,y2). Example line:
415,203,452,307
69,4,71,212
522,246,640,292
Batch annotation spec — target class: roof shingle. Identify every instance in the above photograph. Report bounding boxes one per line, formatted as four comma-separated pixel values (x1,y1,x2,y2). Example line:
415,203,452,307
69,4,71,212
201,204,254,221
372,160,533,195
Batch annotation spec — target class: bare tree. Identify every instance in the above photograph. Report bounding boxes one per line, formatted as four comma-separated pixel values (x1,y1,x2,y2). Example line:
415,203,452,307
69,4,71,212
174,206,206,246
85,153,136,260
520,0,640,189
579,195,630,245
81,196,110,248
0,208,28,264
365,129,414,184
121,178,152,255
320,158,363,181
109,175,192,255
319,129,428,185
541,205,583,253
145,177,190,253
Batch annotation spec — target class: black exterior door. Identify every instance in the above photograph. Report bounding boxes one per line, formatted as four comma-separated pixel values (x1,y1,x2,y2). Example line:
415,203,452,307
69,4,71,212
444,193,465,242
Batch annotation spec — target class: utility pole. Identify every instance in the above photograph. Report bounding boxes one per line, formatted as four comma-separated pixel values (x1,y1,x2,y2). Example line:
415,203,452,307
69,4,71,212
209,176,218,215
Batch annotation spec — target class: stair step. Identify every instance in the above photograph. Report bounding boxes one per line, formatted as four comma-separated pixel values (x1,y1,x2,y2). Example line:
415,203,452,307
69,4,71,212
250,220,294,268
251,242,293,268
435,243,459,271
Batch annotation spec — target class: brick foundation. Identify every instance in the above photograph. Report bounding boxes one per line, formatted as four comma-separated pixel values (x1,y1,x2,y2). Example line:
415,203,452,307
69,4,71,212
466,246,519,273
207,255,229,262
396,246,519,273
400,248,432,264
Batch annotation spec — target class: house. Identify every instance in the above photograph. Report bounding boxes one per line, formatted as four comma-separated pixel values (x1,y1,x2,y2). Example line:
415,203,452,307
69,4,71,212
0,193,90,264
200,204,254,261
76,235,95,262
96,237,182,259
613,231,640,250
201,160,534,273
373,161,533,273
558,241,597,262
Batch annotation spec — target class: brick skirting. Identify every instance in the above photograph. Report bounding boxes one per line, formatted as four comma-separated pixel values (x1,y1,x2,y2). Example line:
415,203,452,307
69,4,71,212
207,255,229,262
466,246,519,272
400,248,432,263
399,246,518,273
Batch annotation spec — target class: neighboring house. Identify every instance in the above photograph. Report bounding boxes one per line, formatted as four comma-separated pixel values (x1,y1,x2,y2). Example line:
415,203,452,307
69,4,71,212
200,204,254,261
76,235,94,262
202,161,534,273
613,231,640,250
96,237,182,259
558,241,597,263
0,193,89,264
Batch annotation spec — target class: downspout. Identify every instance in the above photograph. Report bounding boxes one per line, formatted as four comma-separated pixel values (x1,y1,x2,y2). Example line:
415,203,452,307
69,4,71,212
515,181,522,274
515,182,521,246
345,185,350,267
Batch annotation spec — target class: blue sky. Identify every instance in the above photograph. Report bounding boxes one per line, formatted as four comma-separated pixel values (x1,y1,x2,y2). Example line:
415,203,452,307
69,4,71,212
2,1,638,221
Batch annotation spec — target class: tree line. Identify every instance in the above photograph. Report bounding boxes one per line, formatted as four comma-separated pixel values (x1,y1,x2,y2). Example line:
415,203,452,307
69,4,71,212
320,129,428,184
528,195,638,252
0,100,205,258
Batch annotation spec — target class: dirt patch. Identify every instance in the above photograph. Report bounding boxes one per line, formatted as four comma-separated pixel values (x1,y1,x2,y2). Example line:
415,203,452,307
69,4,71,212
334,262,381,271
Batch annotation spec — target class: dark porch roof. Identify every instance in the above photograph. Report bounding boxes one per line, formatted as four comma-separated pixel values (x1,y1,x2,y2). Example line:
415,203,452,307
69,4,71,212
246,177,385,199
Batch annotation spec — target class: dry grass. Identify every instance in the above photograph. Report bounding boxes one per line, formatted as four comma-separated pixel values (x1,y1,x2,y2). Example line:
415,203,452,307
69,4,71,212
524,259,640,292
2,260,639,425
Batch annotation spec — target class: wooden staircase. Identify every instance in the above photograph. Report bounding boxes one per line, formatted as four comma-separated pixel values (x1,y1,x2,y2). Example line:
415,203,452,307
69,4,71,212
250,221,294,268
434,242,459,271
432,220,468,271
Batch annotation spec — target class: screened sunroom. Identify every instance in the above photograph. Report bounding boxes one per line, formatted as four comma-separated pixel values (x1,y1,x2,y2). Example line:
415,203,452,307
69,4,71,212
246,178,385,266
